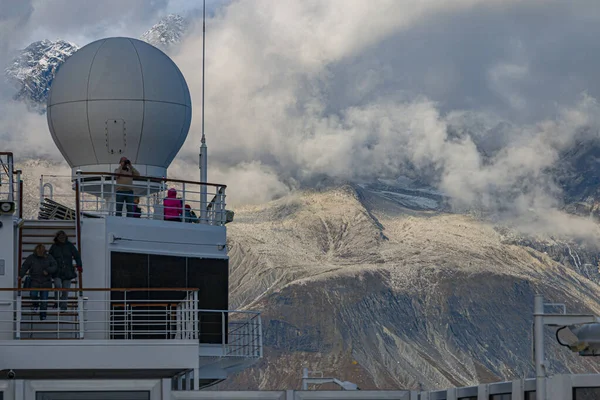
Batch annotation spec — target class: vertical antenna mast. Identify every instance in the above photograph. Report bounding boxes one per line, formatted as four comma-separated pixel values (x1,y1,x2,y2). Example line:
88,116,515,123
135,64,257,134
199,0,208,222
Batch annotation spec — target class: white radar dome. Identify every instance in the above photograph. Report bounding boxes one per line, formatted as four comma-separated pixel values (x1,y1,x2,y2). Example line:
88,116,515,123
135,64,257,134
47,37,191,178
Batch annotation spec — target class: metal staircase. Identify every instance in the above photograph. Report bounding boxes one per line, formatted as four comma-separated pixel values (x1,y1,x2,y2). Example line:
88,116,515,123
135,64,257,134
18,219,81,340
18,302,81,340
20,219,78,272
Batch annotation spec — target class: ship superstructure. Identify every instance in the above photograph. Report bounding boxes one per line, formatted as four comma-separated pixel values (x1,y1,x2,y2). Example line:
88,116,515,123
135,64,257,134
0,36,262,399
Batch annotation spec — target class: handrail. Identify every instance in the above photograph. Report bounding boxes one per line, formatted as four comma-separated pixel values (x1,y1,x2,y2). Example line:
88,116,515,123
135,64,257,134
18,177,23,218
75,178,83,290
4,287,200,292
17,177,23,285
78,171,227,188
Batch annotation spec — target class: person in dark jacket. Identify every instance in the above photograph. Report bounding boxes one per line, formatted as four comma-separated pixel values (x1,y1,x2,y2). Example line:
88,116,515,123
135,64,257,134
19,244,57,320
49,230,82,311
132,197,142,218
184,204,199,223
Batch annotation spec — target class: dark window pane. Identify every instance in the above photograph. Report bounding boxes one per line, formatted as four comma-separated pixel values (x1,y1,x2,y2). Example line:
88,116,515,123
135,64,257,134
574,387,600,400
525,391,536,400
110,252,148,300
37,391,149,400
149,254,187,300
490,394,511,400
188,257,229,344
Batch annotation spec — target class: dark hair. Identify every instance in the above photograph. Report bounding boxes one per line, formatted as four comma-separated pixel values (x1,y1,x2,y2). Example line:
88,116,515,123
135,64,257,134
34,244,46,255
54,230,68,244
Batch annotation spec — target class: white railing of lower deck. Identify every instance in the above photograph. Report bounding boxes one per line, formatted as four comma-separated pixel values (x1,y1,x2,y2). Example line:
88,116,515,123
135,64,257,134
6,288,199,340
0,288,262,358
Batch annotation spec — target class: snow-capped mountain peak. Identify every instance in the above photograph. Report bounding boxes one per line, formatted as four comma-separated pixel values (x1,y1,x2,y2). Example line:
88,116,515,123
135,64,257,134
4,39,78,113
140,14,189,50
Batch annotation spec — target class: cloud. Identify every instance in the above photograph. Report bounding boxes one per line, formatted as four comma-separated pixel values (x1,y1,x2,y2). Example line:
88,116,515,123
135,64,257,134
4,0,600,232
13,0,169,49
167,0,600,217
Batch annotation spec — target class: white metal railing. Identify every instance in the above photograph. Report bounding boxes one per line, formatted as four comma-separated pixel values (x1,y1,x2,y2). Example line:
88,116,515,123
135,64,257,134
0,152,21,217
39,172,231,225
39,174,75,207
0,288,262,358
2,288,199,340
75,172,229,225
196,309,263,358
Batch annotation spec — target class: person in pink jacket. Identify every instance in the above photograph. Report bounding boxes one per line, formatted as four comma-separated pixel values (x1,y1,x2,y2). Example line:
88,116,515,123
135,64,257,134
163,188,183,221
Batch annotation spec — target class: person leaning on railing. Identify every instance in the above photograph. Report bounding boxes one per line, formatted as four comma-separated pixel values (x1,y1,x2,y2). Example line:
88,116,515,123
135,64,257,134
114,157,139,217
163,188,183,221
19,244,57,321
132,197,142,218
184,204,199,223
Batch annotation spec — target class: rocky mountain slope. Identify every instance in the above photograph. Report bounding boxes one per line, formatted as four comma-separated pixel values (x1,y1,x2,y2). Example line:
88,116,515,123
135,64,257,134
222,185,600,391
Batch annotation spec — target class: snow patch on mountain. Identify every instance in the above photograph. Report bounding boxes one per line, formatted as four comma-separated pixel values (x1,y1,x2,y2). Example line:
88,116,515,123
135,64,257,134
4,40,78,112
140,14,189,51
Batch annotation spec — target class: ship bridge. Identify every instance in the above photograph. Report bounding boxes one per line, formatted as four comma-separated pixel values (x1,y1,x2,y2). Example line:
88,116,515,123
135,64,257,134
0,152,262,391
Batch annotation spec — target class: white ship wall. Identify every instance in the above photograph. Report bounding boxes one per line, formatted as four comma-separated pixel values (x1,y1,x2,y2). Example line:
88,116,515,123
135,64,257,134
0,215,18,341
1,373,600,400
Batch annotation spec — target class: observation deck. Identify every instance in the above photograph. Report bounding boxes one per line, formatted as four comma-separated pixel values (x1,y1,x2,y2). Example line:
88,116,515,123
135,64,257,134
0,152,262,390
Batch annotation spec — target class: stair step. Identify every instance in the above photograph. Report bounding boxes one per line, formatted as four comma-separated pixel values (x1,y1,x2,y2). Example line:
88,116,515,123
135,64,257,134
21,297,79,300
21,312,78,316
19,337,82,340
20,320,80,325
22,220,76,227
22,303,79,309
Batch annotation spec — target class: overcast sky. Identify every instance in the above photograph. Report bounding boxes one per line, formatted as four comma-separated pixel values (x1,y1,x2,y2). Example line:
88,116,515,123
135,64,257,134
2,0,600,232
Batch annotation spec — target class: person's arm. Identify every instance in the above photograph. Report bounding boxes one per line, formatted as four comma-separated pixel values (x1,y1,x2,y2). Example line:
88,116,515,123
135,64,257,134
46,255,58,276
48,244,56,258
19,256,31,278
131,166,140,176
71,243,83,268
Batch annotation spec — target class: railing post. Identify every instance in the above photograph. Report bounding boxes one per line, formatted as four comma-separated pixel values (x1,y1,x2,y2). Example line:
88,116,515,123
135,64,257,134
78,292,85,339
181,182,186,222
258,314,263,358
39,175,44,205
111,175,116,216
7,154,13,202
16,170,22,217
222,311,226,355
193,291,198,340
186,293,191,339
100,175,105,213
75,171,83,290
146,178,151,218
15,295,21,340
220,187,226,225
124,290,128,340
